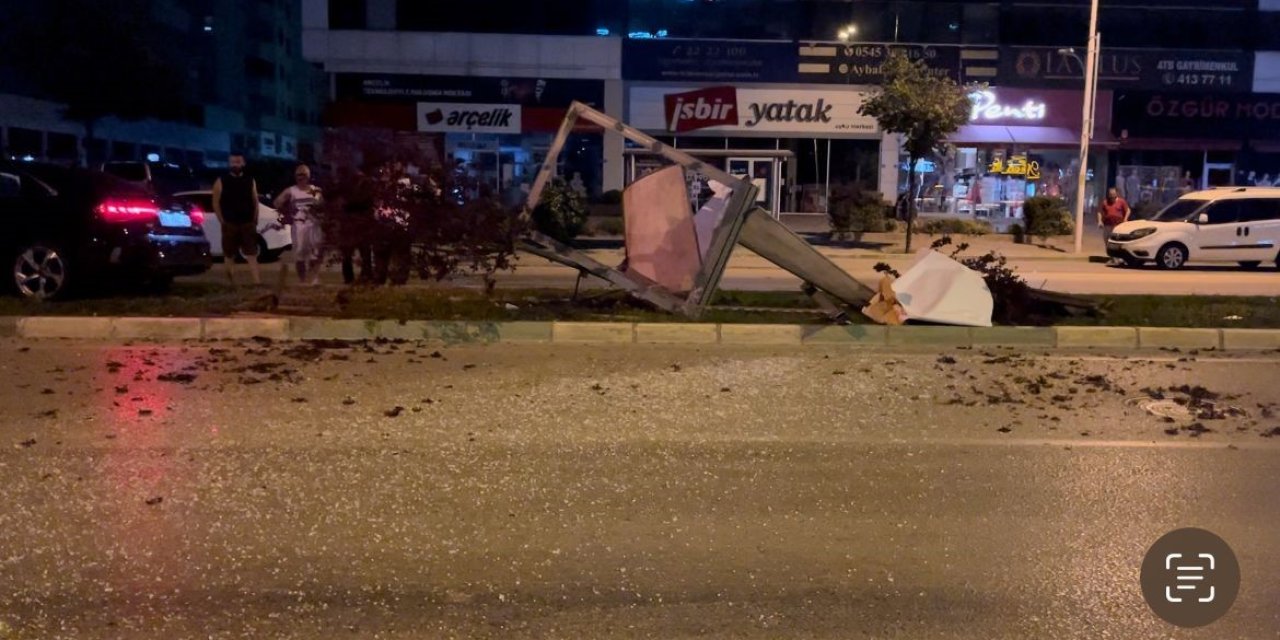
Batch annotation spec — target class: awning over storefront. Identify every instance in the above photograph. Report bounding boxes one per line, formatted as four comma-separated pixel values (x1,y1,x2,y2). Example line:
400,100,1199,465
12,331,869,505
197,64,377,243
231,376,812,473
949,124,1118,147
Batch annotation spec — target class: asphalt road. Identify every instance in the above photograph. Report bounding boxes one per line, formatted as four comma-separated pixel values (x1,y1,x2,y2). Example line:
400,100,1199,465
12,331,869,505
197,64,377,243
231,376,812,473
1,340,1279,638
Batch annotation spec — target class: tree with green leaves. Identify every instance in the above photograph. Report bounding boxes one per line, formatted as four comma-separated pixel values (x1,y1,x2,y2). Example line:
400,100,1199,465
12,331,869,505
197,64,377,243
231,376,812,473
858,51,973,252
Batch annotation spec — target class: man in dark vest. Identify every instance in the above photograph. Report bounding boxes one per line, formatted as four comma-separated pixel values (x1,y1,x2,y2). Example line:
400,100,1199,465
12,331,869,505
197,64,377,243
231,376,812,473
212,153,262,285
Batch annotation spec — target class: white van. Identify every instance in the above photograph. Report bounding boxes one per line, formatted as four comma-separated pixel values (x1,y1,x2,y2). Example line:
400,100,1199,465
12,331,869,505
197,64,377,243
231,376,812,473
1107,187,1280,269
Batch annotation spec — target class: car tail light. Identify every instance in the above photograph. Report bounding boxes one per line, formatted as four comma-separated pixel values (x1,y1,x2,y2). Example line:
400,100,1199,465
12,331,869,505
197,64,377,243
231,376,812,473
96,199,159,224
188,205,206,226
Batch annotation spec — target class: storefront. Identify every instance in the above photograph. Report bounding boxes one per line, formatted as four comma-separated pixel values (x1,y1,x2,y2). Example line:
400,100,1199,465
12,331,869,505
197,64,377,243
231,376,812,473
1111,91,1280,211
625,84,884,214
326,74,606,196
901,87,1113,222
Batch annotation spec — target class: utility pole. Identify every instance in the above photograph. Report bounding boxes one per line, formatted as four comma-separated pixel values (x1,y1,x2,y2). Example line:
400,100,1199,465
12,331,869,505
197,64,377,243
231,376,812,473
1072,0,1101,254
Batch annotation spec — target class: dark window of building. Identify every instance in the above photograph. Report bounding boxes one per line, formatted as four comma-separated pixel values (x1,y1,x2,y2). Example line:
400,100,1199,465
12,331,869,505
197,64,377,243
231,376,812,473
961,3,997,44
999,5,1087,46
1100,8,1245,49
1257,11,1280,49
111,141,137,161
85,138,109,164
46,132,77,160
245,56,274,79
629,0,788,39
329,0,366,29
8,128,42,157
398,0,605,35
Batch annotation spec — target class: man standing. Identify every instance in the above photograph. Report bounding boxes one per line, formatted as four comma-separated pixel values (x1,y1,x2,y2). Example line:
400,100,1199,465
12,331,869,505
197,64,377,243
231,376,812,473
212,153,262,285
274,164,324,285
332,166,374,285
1097,187,1131,261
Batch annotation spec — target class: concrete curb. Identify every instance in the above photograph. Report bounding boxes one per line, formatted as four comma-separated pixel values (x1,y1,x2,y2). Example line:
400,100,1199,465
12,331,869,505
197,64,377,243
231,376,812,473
5,316,1280,351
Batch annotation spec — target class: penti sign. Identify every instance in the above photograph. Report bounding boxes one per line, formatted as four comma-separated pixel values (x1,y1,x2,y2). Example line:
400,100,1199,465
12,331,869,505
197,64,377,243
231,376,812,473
968,90,1047,123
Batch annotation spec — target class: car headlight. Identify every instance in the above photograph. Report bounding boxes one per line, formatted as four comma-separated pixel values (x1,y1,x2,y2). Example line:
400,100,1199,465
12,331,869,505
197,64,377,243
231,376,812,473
1130,227,1157,239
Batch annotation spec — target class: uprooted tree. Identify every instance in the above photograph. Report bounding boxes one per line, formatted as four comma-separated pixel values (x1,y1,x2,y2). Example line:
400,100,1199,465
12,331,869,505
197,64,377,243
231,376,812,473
859,51,972,252
318,132,526,290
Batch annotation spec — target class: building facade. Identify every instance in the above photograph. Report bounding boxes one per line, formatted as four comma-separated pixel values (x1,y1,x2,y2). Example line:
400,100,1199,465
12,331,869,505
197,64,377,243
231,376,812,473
303,0,1280,218
0,0,325,170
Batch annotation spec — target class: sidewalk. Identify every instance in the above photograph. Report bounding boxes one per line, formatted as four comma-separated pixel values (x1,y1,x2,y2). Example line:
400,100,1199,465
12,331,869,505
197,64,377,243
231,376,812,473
567,230,1102,267
776,212,1108,259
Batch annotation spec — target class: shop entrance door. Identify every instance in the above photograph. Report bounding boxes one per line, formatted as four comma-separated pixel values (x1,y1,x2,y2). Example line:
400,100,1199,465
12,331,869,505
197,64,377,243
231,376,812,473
727,158,779,215
1204,162,1234,189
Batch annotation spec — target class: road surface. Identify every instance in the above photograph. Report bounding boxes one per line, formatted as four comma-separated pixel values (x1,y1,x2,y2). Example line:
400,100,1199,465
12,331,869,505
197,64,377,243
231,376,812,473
1,340,1278,638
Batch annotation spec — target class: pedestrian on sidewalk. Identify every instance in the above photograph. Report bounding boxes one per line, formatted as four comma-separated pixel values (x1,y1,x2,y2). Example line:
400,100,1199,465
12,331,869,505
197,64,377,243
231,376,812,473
1097,187,1131,263
274,164,324,285
212,153,262,286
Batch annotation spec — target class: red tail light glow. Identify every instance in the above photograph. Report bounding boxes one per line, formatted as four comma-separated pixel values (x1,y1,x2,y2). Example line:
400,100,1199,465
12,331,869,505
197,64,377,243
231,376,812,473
97,199,159,224
188,205,206,226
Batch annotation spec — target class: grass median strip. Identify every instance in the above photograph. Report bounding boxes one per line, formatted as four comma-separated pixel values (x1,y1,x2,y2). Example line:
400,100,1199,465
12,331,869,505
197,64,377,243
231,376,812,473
0,283,1276,329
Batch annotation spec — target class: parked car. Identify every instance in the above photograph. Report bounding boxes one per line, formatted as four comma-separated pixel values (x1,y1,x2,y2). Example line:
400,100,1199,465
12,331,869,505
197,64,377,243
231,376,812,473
171,190,292,262
1,162,211,299
100,160,204,196
1107,187,1280,269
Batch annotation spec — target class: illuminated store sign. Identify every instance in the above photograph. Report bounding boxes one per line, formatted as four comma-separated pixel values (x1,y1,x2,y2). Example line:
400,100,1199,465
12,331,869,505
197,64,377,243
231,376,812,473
969,90,1047,122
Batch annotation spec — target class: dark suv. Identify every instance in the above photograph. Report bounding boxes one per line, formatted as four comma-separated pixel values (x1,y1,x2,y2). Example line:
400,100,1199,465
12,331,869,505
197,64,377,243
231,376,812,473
1,162,211,299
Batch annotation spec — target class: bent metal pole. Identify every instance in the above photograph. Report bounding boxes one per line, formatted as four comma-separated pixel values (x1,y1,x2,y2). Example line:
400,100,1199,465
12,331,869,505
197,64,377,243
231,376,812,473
1073,0,1101,254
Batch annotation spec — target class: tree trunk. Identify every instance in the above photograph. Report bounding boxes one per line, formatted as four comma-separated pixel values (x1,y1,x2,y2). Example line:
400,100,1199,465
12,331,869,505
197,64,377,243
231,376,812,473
905,156,917,253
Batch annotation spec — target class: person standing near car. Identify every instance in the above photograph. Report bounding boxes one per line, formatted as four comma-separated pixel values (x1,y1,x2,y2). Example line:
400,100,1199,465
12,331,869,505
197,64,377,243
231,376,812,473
1097,187,1131,263
275,164,324,285
212,153,262,285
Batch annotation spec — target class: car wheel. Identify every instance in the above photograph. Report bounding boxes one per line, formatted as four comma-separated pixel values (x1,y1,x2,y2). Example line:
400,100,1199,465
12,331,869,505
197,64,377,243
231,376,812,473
1156,243,1188,270
1238,261,1261,269
12,243,71,300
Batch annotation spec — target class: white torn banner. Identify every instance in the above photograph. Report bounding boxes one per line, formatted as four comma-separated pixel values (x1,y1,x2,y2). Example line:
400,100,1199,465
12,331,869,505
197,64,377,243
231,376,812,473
862,249,994,327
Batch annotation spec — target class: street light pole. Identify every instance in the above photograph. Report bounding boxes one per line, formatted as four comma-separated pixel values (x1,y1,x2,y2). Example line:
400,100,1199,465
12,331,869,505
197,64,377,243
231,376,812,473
1072,0,1101,254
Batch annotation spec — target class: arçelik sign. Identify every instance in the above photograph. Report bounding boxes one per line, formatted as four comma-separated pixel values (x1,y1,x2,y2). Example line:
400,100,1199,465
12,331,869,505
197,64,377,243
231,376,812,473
416,102,522,134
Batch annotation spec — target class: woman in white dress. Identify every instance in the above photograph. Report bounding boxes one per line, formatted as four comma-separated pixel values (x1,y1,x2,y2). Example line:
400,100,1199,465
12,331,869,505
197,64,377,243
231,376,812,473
274,164,324,285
